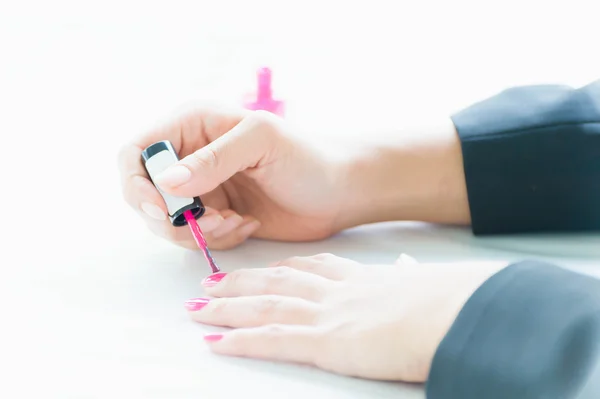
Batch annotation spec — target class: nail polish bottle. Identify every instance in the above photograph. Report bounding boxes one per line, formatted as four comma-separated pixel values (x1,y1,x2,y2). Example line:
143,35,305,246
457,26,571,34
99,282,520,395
243,67,285,117
141,140,205,226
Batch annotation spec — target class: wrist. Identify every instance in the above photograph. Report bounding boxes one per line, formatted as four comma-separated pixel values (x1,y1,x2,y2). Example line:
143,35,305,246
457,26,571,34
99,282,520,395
337,119,471,229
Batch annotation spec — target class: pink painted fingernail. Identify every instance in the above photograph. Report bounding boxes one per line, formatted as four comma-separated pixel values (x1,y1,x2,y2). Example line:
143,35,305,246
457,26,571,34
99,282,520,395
204,333,224,342
202,272,227,287
184,297,210,311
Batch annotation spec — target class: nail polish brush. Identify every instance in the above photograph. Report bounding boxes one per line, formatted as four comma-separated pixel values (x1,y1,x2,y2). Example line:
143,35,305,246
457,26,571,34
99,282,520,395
141,140,220,273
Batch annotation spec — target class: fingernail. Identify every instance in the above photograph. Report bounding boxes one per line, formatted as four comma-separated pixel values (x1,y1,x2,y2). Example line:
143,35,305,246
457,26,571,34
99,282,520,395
184,297,210,311
399,253,419,265
198,214,225,232
238,220,261,237
141,202,166,221
155,165,191,187
211,214,244,239
202,272,227,287
203,333,224,342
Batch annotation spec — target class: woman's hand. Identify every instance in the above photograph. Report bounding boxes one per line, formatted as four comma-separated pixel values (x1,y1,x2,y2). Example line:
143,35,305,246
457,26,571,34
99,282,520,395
186,254,507,382
118,109,358,250
119,107,470,250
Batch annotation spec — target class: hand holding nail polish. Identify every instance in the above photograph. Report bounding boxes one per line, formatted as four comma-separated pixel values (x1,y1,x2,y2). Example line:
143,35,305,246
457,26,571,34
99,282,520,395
118,108,360,252
118,92,471,252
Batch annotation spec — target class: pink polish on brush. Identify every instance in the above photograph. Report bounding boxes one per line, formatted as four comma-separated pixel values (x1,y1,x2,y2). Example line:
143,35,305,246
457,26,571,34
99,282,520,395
142,140,220,273
183,210,220,273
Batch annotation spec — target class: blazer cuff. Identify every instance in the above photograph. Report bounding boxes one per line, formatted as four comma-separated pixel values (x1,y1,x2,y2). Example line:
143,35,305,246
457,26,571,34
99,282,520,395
451,81,600,234
426,260,600,399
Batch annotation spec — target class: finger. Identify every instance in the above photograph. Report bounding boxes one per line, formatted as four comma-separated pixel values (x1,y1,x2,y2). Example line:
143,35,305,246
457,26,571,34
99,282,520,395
117,115,192,215
143,211,225,246
144,212,225,247
118,144,169,220
209,213,245,239
205,217,261,250
151,211,259,251
202,206,222,217
272,254,358,281
130,108,245,160
204,324,323,366
202,266,333,302
145,212,224,238
154,111,284,197
214,208,236,218
185,295,319,328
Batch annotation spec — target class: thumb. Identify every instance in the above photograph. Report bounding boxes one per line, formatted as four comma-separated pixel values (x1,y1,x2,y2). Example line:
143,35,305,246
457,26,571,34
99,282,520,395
154,112,280,197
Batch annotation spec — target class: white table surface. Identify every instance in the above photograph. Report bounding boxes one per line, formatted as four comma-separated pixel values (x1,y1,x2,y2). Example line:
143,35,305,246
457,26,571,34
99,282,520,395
1,2,599,398
3,217,599,399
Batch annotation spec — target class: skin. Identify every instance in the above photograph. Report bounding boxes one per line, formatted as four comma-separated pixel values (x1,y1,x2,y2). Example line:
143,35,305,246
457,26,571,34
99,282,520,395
118,108,483,382
192,255,507,382
118,108,470,250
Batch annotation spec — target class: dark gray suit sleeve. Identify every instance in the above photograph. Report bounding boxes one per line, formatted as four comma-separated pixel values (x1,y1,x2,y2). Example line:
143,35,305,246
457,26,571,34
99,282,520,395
451,80,600,234
425,82,600,398
426,261,600,399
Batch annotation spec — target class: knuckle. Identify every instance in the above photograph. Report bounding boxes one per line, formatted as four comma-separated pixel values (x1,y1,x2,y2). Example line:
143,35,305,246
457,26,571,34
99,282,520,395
269,265,293,280
245,110,278,137
207,299,229,314
224,269,243,289
246,109,273,125
191,146,219,169
254,296,282,318
263,324,287,335
264,266,293,293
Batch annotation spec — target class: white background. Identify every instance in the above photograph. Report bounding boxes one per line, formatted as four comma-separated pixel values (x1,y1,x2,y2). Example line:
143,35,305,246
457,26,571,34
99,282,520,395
0,1,599,397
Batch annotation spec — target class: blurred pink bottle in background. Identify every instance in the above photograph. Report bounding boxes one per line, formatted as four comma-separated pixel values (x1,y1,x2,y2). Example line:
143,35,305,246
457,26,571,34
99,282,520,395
243,67,285,117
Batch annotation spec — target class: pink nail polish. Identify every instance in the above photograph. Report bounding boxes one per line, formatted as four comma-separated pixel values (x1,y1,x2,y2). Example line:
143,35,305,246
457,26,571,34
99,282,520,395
202,272,227,287
184,297,210,311
204,333,224,342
